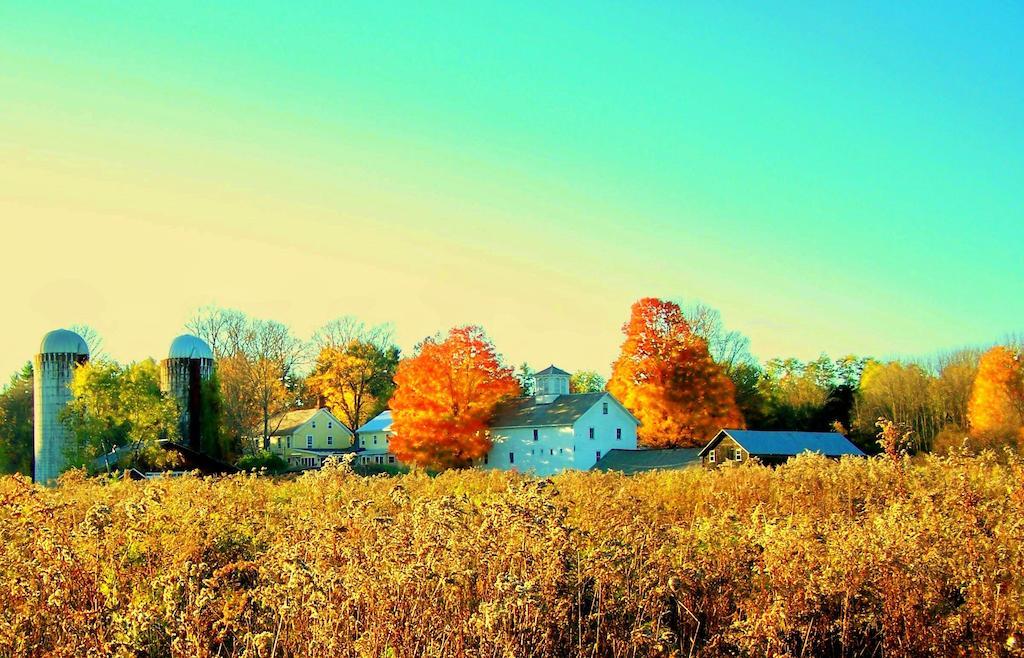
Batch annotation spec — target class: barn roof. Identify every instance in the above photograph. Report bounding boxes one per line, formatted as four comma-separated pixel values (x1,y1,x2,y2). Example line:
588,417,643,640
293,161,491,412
592,448,702,474
700,429,866,458
489,392,606,428
535,365,570,376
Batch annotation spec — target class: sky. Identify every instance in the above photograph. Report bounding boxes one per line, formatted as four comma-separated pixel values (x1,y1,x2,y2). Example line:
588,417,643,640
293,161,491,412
1,1,1022,379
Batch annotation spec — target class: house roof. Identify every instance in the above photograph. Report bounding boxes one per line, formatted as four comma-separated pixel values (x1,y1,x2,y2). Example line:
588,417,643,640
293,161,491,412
92,439,239,475
265,408,350,436
592,448,702,474
700,429,866,458
356,410,392,434
535,365,570,376
489,392,607,428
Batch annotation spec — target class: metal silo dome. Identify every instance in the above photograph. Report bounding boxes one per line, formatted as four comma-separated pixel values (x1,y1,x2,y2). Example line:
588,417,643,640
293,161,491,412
39,329,89,356
168,334,214,360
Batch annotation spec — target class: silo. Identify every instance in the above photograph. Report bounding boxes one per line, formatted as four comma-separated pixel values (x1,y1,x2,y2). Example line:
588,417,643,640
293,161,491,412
34,329,90,485
160,334,214,450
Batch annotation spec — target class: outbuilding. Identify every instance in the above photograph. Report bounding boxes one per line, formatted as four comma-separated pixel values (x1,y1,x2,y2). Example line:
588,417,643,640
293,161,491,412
699,429,865,467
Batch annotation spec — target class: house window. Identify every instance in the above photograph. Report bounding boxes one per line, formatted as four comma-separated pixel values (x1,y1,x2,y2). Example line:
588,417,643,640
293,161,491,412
734,448,743,462
388,455,395,464
589,427,595,439
709,450,716,463
306,435,313,448
509,452,515,464
533,429,539,441
602,402,608,415
286,436,291,449
616,428,622,440
327,436,333,446
596,451,601,461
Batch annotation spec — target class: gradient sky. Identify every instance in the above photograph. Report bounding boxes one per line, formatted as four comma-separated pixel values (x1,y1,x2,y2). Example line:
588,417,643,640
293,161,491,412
1,1,1022,379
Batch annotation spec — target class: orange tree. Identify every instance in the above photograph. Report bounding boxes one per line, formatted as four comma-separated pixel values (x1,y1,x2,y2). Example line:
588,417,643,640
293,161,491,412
968,345,1024,447
608,297,743,448
390,326,520,469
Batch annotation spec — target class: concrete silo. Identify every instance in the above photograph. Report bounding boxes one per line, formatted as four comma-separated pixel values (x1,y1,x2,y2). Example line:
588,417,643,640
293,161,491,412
34,329,90,484
160,334,214,450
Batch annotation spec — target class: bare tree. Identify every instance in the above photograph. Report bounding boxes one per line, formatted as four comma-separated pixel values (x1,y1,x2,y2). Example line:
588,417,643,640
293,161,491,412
682,302,756,376
186,307,308,454
70,324,106,361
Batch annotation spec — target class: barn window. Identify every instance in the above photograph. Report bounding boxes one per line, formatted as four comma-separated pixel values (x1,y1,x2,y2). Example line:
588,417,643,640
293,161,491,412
327,436,333,446
388,455,395,464
709,450,716,463
734,448,742,462
596,451,602,461
533,429,539,441
589,427,595,439
509,452,515,464
286,436,291,449
328,421,333,429
306,435,313,448
602,403,608,415
616,428,622,440
312,421,317,429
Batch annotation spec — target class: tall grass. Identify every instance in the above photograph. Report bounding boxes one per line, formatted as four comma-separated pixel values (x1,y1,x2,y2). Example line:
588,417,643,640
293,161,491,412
1,452,1021,657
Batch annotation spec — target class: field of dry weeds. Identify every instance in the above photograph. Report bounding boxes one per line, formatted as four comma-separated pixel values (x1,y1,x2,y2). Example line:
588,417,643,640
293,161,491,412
1,452,1021,657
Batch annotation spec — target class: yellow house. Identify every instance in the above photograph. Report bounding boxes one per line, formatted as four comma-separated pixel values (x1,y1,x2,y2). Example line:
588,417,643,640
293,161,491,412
264,407,354,469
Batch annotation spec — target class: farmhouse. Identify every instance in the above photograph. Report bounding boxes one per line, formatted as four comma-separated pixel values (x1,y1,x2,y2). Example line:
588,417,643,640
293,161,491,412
264,407,355,469
354,410,398,466
699,429,865,467
479,365,640,476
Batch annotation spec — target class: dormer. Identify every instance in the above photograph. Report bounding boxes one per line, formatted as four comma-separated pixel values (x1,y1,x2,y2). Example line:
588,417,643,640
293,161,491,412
534,365,570,404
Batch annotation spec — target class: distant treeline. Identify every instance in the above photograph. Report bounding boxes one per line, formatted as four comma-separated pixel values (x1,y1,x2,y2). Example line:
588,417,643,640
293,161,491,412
0,301,1020,475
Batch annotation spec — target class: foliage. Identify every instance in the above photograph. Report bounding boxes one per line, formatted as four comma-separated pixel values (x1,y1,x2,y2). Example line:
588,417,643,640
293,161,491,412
235,450,289,474
968,345,1024,449
199,369,231,462
2,454,1023,657
515,363,535,396
63,359,180,472
568,369,605,394
608,298,743,448
188,307,306,455
857,349,982,452
390,326,520,469
0,363,33,476
307,321,399,433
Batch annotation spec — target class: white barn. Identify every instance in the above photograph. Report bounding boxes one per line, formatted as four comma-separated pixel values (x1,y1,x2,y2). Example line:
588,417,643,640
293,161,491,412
478,365,639,476
355,365,640,476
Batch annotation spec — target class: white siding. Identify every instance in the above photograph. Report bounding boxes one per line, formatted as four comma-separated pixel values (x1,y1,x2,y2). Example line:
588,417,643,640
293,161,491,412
482,393,638,476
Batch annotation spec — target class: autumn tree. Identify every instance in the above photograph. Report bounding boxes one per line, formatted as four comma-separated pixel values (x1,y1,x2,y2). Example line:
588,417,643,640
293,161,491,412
390,326,520,469
967,345,1024,449
607,298,743,448
63,359,180,471
307,317,400,432
569,370,606,393
187,307,306,454
0,363,34,475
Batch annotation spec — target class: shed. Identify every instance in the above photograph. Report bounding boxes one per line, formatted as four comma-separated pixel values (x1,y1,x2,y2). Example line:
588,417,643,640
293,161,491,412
591,448,702,474
700,429,865,467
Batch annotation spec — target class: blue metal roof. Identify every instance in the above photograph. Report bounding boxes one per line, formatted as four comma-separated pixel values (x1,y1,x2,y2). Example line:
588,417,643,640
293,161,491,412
356,410,392,434
702,429,865,457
